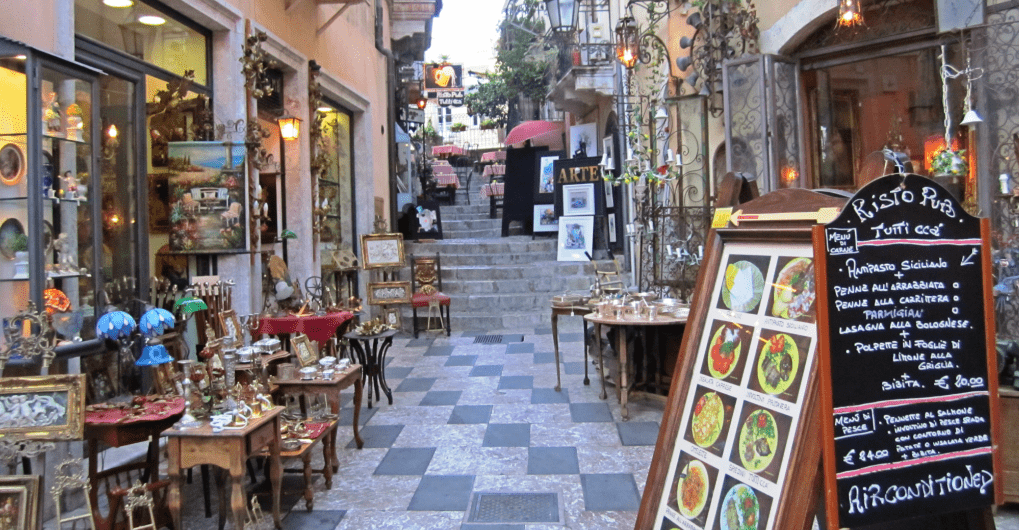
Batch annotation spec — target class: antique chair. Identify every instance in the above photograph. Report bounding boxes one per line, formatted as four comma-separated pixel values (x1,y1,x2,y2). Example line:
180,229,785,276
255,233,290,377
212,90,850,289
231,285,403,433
220,202,242,227
181,193,200,215
410,253,451,337
592,256,626,296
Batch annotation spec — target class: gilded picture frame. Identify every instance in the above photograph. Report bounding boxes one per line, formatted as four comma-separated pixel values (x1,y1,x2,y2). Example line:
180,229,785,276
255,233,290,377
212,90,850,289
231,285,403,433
0,475,40,530
291,333,318,368
367,281,412,305
383,307,402,330
218,309,243,348
360,233,405,269
0,374,86,441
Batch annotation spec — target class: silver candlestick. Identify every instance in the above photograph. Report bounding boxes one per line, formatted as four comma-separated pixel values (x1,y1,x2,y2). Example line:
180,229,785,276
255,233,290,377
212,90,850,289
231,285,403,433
175,359,201,429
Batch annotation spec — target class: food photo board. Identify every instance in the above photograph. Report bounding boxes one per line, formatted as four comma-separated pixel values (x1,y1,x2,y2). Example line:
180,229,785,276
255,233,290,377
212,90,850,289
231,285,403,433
637,186,846,530
813,174,1001,529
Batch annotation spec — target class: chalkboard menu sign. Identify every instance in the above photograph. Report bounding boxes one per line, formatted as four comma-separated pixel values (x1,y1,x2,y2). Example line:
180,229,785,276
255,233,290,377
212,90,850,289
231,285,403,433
815,174,1002,529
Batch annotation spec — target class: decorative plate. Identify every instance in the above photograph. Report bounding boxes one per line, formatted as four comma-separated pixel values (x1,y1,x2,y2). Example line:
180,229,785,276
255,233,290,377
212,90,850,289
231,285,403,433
0,144,25,186
0,218,25,260
719,483,759,530
721,260,764,313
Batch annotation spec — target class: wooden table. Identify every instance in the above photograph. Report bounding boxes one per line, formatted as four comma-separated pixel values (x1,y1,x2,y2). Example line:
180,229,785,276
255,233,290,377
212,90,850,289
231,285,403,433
260,420,338,512
256,311,355,357
584,312,688,420
550,303,593,391
344,329,398,407
273,364,365,452
165,407,283,530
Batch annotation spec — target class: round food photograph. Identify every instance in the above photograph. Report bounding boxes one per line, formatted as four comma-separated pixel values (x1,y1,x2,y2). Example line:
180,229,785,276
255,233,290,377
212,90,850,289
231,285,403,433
756,333,799,395
677,459,710,519
708,323,743,379
722,261,764,313
719,483,760,530
691,392,725,448
738,409,778,472
771,258,816,321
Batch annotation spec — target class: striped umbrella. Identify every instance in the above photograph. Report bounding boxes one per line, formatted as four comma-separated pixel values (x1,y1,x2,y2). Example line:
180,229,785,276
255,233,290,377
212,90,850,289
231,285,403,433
139,308,176,337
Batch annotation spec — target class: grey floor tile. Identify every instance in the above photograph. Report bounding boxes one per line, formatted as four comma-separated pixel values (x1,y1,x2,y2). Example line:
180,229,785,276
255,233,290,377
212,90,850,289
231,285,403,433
570,402,614,423
616,421,661,446
405,338,435,347
505,342,535,354
420,390,463,406
448,405,493,424
528,446,580,475
533,351,556,364
375,447,436,475
580,473,641,511
385,366,414,379
282,509,346,528
563,361,587,375
445,355,479,367
532,388,570,404
339,405,377,426
461,525,525,530
469,364,503,377
501,334,525,343
558,332,584,342
533,327,553,335
346,425,404,449
394,377,438,392
483,423,531,447
424,345,456,356
408,475,475,511
498,375,534,390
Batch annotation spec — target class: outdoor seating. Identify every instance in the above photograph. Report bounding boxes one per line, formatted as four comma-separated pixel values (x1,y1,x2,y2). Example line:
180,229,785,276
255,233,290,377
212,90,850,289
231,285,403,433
410,253,451,337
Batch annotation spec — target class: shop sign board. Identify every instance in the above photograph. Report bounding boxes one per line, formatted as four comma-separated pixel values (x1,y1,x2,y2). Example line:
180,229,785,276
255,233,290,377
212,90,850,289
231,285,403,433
424,63,463,90
437,91,464,107
814,173,1002,528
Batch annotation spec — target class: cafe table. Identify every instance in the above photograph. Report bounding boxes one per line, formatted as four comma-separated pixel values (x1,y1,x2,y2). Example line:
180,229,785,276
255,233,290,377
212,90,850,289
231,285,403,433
165,406,283,530
584,310,688,420
549,301,593,391
255,311,354,356
344,328,398,407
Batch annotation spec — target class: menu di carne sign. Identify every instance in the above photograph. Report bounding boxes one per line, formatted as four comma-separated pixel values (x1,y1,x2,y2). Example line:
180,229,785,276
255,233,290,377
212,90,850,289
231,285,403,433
816,174,1001,529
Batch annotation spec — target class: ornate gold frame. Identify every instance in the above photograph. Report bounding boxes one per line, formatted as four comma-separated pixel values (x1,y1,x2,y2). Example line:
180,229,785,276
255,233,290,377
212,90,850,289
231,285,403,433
0,475,39,530
359,233,405,269
291,333,318,368
0,374,86,441
218,309,243,348
366,281,412,305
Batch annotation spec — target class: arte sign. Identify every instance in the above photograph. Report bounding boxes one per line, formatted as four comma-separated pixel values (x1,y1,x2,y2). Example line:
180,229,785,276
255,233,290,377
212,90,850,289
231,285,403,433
817,173,1001,528
424,63,463,90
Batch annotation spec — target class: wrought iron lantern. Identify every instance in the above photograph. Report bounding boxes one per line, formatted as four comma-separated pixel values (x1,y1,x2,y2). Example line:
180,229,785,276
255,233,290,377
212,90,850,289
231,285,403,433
544,0,580,33
277,114,301,141
837,0,863,27
615,16,640,69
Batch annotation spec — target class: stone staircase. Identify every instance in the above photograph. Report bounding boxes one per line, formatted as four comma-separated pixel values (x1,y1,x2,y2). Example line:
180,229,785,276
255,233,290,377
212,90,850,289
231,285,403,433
403,165,596,332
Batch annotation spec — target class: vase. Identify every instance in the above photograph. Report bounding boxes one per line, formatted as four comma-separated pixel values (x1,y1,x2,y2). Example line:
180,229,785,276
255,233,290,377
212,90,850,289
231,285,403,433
12,251,28,279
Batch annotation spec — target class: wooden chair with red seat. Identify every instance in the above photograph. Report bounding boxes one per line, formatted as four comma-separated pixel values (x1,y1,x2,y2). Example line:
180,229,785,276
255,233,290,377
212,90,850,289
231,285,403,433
410,253,451,338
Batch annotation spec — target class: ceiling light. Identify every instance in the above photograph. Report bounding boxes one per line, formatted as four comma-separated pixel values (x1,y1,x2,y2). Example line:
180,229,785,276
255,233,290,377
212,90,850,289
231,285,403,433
138,15,166,26
317,107,333,113
103,0,134,7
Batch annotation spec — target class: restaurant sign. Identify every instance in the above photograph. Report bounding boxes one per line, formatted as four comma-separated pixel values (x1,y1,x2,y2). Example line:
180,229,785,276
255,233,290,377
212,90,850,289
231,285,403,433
424,63,463,90
437,91,464,107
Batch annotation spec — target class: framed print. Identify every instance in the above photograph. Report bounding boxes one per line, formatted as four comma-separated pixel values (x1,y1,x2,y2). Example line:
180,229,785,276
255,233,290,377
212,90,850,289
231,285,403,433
0,475,39,530
604,179,614,208
367,281,412,305
383,307,402,330
569,123,598,158
414,200,443,240
167,142,247,253
608,213,617,243
533,205,558,233
557,215,594,261
218,309,243,348
360,233,405,269
534,152,563,200
0,374,86,441
562,183,595,216
291,333,318,367
601,136,615,170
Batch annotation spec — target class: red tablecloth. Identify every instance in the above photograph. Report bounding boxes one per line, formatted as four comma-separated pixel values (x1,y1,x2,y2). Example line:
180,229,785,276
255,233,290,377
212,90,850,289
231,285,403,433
431,145,464,157
480,151,505,162
432,166,456,176
480,182,504,199
256,311,354,343
435,174,461,188
86,397,186,425
482,164,505,177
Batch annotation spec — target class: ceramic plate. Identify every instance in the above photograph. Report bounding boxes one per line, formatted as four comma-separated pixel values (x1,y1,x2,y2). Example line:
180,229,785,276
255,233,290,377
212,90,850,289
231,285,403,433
0,218,25,260
0,144,25,186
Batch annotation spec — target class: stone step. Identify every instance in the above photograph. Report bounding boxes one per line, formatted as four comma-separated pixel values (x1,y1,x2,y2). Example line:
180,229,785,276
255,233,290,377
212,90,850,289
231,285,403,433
427,253,567,266
441,218,501,231
407,237,556,256
440,204,490,217
440,276,592,295
442,262,593,281
442,228,502,239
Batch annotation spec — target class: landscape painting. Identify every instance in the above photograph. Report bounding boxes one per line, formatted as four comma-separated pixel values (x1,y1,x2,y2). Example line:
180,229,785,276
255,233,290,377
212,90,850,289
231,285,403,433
167,142,247,253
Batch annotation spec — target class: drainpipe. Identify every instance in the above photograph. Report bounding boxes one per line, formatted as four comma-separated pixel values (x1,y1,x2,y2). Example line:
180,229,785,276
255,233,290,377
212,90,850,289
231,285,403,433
376,0,398,229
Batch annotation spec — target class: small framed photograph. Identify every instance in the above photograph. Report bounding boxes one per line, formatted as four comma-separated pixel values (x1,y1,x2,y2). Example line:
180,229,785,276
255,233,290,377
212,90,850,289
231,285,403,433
601,136,615,170
533,204,558,233
563,183,595,216
534,152,563,200
367,281,412,305
0,374,86,441
557,215,595,262
291,333,318,367
218,309,243,348
384,307,402,330
609,213,617,243
604,180,614,208
0,475,40,530
360,233,405,269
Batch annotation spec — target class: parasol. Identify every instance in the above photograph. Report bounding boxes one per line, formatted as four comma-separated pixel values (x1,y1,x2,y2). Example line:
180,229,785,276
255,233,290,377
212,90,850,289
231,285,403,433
504,121,564,149
173,296,208,317
139,307,176,337
95,311,137,340
44,288,71,314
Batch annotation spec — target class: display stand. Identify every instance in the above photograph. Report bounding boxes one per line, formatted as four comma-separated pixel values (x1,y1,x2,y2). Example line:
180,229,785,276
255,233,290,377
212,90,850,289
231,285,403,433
635,182,845,530
501,146,548,237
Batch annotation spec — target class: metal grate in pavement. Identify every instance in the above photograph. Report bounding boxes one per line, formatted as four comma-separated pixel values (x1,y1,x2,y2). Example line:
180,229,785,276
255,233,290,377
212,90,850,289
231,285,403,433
474,335,503,344
465,492,562,524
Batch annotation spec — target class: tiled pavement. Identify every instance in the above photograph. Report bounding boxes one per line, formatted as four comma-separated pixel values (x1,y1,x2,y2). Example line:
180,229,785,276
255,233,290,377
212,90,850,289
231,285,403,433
168,319,1019,529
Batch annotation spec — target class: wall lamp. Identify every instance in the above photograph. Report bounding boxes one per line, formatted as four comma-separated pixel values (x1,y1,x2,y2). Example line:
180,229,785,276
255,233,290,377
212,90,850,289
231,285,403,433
278,114,301,141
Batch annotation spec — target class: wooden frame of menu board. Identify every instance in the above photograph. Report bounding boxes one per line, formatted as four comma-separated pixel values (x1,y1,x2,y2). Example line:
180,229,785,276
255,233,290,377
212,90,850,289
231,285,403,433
636,187,846,530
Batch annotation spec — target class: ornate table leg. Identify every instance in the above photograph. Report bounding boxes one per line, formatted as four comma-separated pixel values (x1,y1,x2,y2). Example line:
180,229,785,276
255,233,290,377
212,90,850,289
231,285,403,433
167,439,183,530
618,325,630,421
596,323,608,400
375,337,394,405
582,317,590,385
270,418,282,529
351,374,364,450
349,340,374,407
552,311,562,392
323,425,336,488
301,450,313,511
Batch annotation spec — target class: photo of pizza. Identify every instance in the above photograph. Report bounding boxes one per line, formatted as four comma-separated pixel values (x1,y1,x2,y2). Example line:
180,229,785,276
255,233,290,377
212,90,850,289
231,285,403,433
770,257,816,321
738,409,778,472
690,392,725,448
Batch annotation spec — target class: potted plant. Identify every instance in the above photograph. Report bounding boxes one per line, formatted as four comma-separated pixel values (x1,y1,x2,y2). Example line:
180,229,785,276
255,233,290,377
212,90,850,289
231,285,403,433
480,118,498,130
450,122,467,132
10,232,28,279
931,148,967,200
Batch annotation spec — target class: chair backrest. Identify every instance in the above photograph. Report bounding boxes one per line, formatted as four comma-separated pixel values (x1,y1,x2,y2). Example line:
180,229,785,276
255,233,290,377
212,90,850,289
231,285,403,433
410,253,443,294
592,258,626,294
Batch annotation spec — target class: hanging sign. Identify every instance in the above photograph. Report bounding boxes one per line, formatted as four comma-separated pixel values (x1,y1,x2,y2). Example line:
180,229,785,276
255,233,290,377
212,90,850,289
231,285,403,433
437,91,464,107
814,173,1001,529
424,63,463,90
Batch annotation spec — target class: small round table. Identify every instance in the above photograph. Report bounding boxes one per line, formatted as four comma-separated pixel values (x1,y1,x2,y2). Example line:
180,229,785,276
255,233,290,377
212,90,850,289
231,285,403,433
343,328,398,407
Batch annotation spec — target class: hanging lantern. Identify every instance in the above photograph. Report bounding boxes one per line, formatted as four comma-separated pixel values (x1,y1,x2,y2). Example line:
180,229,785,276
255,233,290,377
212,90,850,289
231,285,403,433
544,0,579,33
615,16,640,69
277,114,301,141
837,0,864,27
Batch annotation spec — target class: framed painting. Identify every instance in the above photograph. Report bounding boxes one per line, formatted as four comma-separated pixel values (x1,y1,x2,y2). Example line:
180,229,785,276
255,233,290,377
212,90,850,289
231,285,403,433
414,200,443,240
608,213,617,243
569,122,598,158
557,215,594,262
367,281,412,305
360,233,405,269
562,183,595,216
384,307,402,330
534,151,564,201
167,141,247,253
0,475,39,530
291,333,318,368
218,309,243,348
533,204,558,233
601,136,615,170
0,374,86,441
